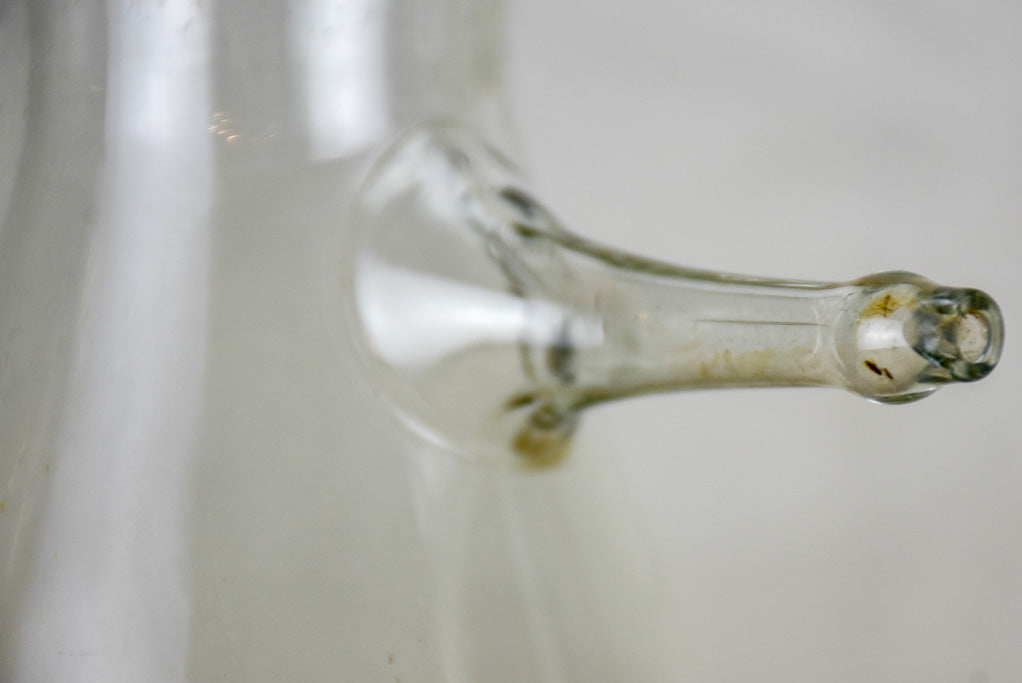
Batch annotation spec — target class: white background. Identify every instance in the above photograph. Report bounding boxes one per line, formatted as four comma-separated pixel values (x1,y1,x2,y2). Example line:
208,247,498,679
510,2,1021,680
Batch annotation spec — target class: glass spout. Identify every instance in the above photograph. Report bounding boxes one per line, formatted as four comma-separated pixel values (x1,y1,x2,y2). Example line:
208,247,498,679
345,123,1003,466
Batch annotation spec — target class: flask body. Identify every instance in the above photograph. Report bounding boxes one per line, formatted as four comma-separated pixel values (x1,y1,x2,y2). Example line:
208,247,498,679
0,1,674,680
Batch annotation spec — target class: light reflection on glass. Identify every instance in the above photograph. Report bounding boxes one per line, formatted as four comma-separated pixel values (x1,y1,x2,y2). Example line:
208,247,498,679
857,317,908,351
357,255,604,369
14,1,212,679
292,0,389,160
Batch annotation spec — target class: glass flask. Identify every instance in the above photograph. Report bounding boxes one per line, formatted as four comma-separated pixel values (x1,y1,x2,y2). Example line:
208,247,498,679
0,1,1007,681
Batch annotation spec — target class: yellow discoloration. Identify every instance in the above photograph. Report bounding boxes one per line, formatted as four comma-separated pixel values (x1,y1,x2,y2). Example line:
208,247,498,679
697,348,802,383
861,291,908,319
512,422,573,468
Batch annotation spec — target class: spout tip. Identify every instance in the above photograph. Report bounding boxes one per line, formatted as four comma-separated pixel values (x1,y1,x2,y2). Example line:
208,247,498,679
837,274,1003,404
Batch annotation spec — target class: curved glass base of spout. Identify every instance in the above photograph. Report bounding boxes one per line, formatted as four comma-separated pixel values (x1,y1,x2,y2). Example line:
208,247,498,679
344,122,1003,466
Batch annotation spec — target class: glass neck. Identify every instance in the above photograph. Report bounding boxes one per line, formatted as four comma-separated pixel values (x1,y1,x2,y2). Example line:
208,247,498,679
347,124,1004,466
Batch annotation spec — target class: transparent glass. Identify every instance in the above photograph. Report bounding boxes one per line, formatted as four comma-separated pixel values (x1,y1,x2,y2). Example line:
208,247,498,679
0,2,684,680
0,1,1004,681
347,123,1000,465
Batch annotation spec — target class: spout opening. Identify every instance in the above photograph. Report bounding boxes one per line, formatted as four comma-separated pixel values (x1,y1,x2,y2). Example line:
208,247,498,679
909,287,1003,383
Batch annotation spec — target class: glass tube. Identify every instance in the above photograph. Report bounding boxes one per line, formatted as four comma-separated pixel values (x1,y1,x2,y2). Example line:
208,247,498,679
348,123,1002,466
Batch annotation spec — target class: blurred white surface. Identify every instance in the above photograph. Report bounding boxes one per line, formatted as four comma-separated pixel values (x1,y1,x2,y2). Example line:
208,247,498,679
510,2,1021,681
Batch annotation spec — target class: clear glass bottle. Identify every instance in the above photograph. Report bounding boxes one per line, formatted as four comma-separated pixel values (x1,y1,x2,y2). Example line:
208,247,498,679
0,2,691,679
0,1,1003,681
